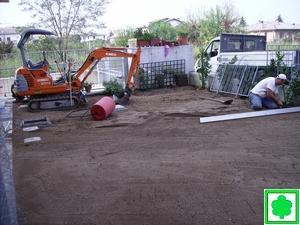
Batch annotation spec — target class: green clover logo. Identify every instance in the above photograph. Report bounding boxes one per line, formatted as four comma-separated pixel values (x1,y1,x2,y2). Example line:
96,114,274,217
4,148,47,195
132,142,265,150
271,195,292,219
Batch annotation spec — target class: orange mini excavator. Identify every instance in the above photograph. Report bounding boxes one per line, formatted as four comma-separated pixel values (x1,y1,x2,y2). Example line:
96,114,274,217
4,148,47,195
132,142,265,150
11,29,141,112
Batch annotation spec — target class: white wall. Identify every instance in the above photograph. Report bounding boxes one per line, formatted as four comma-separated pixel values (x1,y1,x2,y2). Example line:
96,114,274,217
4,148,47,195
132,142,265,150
128,45,194,75
0,33,19,44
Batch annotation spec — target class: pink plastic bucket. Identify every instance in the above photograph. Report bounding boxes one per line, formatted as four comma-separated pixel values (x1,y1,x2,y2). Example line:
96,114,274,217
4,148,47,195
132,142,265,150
90,96,115,120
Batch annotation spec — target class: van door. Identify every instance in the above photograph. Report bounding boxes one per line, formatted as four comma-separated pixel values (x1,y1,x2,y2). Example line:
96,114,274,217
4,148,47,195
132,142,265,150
194,39,220,89
206,39,220,77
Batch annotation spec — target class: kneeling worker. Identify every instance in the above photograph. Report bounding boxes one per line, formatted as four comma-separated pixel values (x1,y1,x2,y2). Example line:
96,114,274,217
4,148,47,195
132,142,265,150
249,74,287,110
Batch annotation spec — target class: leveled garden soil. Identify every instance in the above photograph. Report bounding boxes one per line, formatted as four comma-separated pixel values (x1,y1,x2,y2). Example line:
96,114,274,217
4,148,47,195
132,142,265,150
12,86,300,224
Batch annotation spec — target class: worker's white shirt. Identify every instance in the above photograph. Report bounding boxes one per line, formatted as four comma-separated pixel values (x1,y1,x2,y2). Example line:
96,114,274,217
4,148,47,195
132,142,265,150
251,77,278,98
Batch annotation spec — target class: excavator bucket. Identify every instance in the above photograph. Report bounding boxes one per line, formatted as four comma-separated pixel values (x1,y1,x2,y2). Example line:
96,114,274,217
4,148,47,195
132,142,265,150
113,94,130,105
124,86,132,97
113,86,132,105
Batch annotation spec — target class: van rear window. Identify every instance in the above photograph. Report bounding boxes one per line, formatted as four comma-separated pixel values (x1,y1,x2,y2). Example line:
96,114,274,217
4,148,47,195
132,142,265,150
219,33,266,52
228,40,242,50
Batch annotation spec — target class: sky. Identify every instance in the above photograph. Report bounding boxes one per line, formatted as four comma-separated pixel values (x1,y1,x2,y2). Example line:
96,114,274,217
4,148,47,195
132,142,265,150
0,0,299,30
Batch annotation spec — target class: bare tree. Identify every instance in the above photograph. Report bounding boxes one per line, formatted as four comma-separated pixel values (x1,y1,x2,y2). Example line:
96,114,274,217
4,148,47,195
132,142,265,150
19,0,111,62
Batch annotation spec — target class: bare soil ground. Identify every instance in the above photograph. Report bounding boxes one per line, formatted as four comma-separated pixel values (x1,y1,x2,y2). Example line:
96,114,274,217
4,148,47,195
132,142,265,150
12,86,300,225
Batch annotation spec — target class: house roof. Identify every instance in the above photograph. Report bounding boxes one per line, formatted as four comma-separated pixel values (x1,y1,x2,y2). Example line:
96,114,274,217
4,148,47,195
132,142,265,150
0,27,17,35
160,18,181,23
136,18,182,30
246,21,300,32
148,18,181,25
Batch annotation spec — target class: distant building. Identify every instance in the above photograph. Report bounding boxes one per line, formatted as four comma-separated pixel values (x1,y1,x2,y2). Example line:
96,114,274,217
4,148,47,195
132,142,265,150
0,27,19,44
80,33,106,43
245,21,300,43
138,18,182,31
148,18,181,27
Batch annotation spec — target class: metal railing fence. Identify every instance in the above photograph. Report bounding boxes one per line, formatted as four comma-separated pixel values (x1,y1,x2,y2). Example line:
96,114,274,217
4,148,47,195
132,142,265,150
136,60,186,90
267,44,300,51
210,64,259,97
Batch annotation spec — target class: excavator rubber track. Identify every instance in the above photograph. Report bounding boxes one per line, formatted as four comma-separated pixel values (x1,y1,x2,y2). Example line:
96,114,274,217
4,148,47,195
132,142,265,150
27,92,86,112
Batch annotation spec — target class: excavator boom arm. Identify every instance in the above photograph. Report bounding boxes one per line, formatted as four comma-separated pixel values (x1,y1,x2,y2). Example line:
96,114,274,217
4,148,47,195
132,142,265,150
72,47,141,90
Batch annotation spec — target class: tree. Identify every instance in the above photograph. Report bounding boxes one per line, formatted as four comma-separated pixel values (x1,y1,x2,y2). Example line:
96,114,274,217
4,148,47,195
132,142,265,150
148,20,177,41
0,41,14,55
220,1,240,33
197,1,240,47
182,9,202,46
113,27,136,47
239,16,247,27
276,14,283,22
200,6,223,44
19,0,111,62
234,16,247,33
196,48,211,89
25,36,57,52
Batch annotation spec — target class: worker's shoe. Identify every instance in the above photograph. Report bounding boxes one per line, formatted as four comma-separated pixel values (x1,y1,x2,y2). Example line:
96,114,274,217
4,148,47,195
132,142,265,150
252,106,263,110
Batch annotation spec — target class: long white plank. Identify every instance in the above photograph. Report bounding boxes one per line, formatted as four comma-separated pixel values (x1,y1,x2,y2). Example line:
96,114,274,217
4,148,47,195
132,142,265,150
200,107,300,123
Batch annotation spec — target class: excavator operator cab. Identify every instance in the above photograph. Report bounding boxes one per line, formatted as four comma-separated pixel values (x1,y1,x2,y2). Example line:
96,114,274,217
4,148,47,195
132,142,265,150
27,51,50,70
17,29,55,69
